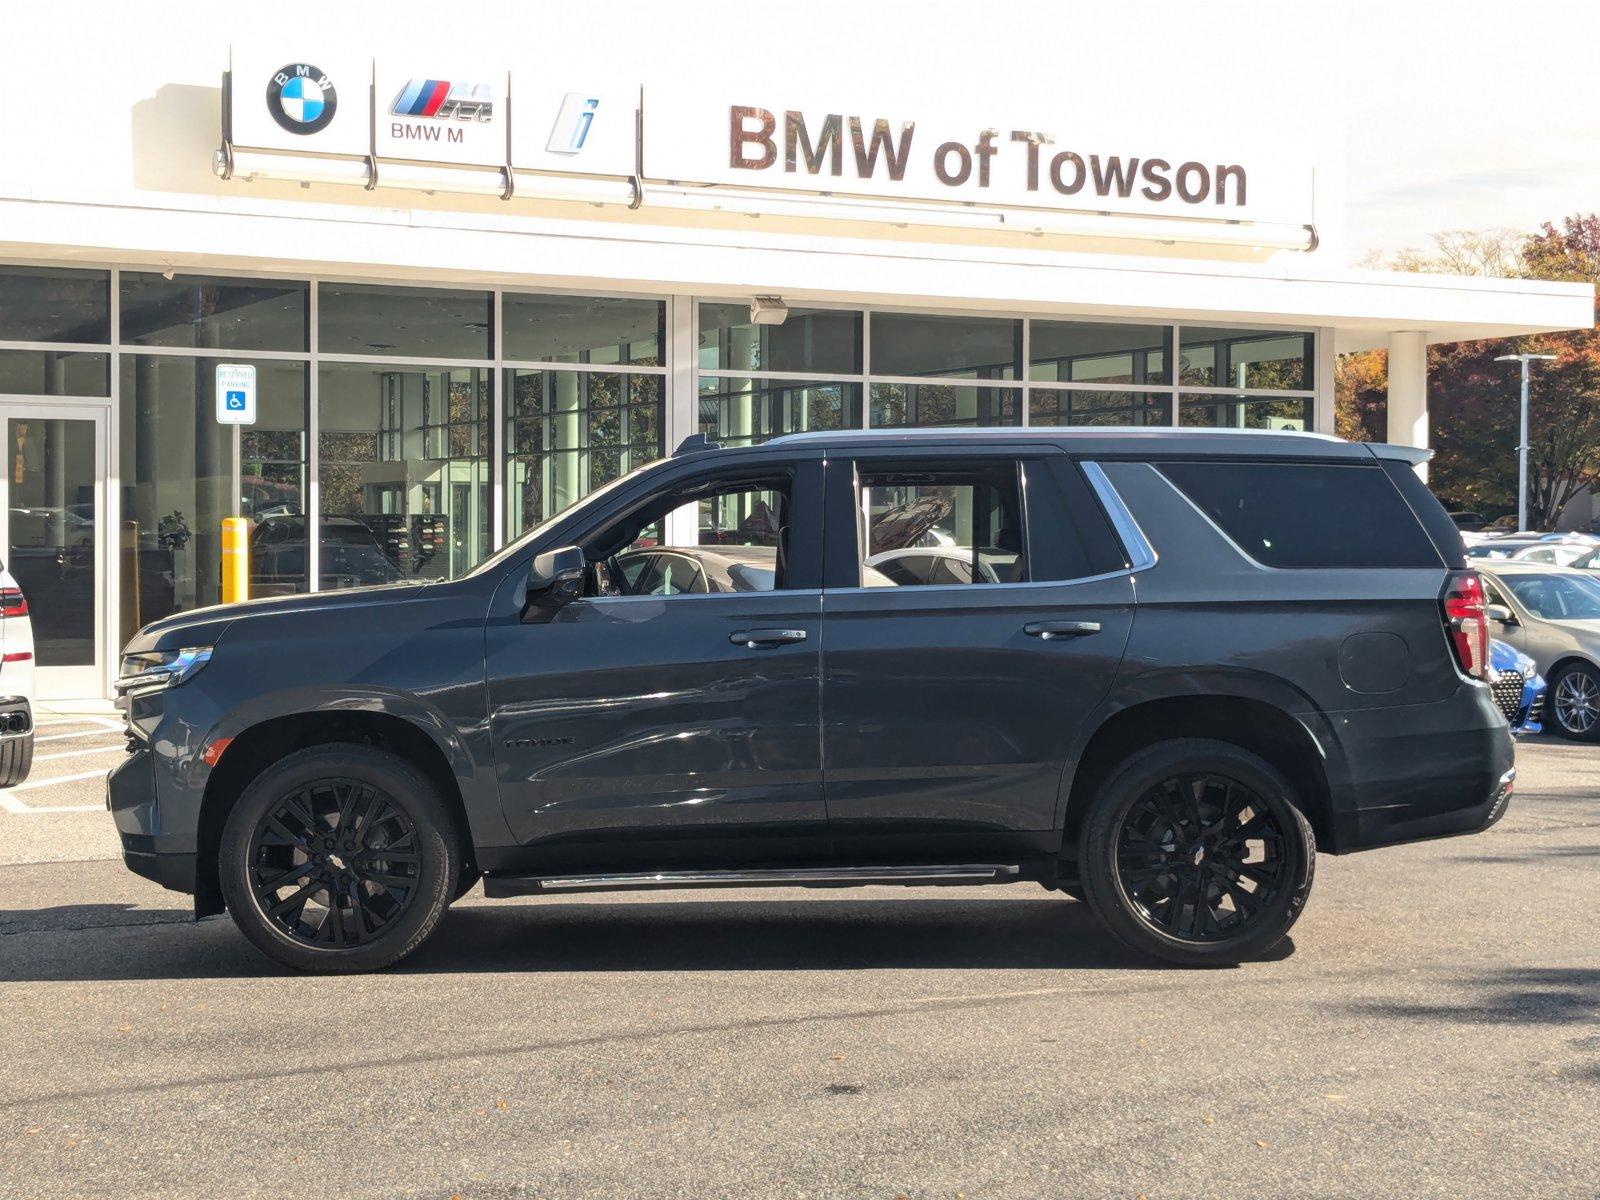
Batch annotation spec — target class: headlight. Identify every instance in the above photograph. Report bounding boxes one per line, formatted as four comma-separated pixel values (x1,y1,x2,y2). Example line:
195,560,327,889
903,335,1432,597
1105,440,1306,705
115,646,213,696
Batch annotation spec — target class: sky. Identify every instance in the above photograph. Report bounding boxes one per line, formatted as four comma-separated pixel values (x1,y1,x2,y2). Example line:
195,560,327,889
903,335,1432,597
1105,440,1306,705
9,0,1595,267
1343,0,1600,261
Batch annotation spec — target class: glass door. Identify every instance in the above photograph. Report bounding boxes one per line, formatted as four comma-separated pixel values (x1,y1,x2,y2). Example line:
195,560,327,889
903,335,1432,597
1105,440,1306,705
0,401,109,699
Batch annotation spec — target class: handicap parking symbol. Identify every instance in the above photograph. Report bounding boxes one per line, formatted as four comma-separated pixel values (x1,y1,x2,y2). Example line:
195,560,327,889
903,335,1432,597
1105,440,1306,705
225,390,247,411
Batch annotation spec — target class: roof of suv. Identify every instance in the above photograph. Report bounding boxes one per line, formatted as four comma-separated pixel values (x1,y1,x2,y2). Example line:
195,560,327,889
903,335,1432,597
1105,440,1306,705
699,426,1425,464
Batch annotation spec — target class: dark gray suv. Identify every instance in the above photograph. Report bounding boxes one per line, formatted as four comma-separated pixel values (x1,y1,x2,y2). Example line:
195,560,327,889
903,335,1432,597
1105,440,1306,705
109,428,1513,972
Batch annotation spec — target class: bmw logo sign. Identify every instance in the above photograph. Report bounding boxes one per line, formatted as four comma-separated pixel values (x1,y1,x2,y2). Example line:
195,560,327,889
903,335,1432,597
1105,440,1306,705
267,64,337,135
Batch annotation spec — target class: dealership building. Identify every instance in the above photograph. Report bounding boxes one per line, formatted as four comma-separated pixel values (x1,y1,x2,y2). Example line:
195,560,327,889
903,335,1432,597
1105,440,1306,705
0,12,1593,699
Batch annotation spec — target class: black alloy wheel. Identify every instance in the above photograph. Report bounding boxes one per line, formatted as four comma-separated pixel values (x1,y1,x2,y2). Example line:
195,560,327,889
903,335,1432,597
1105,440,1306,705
1078,739,1315,966
1114,773,1287,941
248,779,420,948
220,745,458,973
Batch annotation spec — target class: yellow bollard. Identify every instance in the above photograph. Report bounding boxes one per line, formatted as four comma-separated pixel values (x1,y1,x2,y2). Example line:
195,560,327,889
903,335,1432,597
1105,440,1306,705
221,517,250,604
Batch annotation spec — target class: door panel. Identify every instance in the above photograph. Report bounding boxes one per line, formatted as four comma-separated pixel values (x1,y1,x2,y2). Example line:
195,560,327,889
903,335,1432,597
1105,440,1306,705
1,405,107,698
486,591,824,863
821,576,1133,844
818,449,1135,859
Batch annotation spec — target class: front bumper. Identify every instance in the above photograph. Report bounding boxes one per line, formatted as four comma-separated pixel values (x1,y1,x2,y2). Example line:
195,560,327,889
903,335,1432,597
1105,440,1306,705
108,748,196,896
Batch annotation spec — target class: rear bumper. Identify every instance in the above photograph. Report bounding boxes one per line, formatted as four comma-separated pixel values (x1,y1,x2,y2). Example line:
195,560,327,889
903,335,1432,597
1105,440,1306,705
0,694,32,738
1327,681,1517,852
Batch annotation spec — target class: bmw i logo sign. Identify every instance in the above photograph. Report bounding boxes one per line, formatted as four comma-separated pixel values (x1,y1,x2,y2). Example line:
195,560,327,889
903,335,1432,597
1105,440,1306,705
267,64,337,135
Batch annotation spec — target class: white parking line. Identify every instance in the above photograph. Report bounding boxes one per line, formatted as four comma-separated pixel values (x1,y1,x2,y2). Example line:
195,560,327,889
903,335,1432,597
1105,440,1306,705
0,766,112,814
0,795,103,814
34,729,121,744
33,745,125,763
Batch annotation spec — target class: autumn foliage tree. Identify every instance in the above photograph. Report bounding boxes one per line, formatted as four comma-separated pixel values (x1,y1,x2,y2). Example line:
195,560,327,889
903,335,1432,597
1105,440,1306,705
1337,214,1600,528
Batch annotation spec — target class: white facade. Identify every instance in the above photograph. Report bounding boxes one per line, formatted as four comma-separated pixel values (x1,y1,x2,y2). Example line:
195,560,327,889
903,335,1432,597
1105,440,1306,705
0,2,1592,698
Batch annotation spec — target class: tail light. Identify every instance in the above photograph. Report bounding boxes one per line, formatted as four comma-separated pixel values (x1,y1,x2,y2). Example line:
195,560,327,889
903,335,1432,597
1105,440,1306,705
0,587,26,618
1441,570,1489,679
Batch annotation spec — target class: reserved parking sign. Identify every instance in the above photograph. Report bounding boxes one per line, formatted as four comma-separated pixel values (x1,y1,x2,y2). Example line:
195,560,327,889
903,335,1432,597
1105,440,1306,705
215,363,257,425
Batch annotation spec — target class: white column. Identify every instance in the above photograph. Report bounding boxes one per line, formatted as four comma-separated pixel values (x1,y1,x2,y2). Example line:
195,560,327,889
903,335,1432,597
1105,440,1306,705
1386,330,1429,479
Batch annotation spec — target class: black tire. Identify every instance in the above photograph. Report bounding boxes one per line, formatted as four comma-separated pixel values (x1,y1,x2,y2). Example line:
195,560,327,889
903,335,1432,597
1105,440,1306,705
1546,661,1600,742
219,744,458,973
0,733,33,788
1078,739,1315,967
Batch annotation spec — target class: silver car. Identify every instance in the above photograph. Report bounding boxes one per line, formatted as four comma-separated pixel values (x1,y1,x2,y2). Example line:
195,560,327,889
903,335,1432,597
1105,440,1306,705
1478,562,1600,740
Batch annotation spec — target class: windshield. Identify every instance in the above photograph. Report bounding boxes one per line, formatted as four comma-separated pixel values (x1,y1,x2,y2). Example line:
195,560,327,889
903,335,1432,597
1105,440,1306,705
466,456,671,578
1501,573,1600,621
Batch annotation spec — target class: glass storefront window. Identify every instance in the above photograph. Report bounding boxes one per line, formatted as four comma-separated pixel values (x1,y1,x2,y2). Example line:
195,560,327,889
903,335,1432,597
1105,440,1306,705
120,355,308,623
0,266,110,344
1179,393,1312,430
870,313,1020,380
698,304,862,375
503,368,663,541
870,382,1019,427
121,273,308,352
1029,322,1170,385
319,363,490,588
318,284,492,360
503,294,663,365
0,348,108,396
242,381,312,599
697,377,861,447
1179,328,1313,390
1029,389,1171,426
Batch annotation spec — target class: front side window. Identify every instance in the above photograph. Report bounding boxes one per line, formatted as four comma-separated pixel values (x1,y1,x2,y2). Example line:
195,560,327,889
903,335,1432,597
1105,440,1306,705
855,462,1025,587
1502,573,1600,621
583,474,797,596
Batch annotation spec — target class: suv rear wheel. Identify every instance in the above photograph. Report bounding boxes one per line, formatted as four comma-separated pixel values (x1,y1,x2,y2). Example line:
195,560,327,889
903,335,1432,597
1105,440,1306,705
1078,739,1315,966
219,744,458,973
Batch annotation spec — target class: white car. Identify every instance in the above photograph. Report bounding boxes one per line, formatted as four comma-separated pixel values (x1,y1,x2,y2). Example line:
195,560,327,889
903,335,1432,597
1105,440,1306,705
1511,542,1595,567
0,561,35,787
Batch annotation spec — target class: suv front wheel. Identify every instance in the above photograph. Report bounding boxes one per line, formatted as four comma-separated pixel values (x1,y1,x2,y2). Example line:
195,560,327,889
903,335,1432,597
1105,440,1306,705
219,744,459,973
1078,739,1315,966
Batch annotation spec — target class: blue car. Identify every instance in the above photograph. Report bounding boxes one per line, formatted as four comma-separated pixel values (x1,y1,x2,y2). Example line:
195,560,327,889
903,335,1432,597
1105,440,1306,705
1489,638,1546,734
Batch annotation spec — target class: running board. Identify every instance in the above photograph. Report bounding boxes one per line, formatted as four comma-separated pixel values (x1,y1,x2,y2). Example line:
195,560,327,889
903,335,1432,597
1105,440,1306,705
483,863,1021,898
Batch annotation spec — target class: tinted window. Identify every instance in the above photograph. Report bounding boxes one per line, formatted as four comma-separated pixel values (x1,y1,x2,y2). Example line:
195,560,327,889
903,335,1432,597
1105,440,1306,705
318,283,491,359
698,304,861,374
0,266,109,342
1378,459,1468,569
121,273,308,351
503,294,662,365
870,313,1019,379
1025,458,1129,580
1158,461,1441,568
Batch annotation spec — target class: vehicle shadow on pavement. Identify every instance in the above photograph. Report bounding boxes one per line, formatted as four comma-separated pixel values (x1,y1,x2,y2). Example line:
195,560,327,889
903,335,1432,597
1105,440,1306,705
0,896,1294,980
1348,967,1600,1029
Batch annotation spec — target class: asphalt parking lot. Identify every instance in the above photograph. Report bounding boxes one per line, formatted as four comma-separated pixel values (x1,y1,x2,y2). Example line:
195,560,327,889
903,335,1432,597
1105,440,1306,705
2,722,1597,1199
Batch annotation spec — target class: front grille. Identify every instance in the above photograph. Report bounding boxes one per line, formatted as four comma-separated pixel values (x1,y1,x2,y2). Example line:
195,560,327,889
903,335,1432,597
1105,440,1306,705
1491,670,1525,722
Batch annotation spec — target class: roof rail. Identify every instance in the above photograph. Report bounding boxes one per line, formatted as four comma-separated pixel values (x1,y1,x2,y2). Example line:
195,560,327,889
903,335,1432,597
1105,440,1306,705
673,433,722,456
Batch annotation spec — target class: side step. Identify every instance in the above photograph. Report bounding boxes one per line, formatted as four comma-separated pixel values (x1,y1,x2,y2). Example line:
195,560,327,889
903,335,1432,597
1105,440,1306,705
483,863,1021,898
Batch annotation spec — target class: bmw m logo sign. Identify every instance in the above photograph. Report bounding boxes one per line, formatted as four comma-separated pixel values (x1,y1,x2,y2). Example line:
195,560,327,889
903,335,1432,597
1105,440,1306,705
267,64,337,135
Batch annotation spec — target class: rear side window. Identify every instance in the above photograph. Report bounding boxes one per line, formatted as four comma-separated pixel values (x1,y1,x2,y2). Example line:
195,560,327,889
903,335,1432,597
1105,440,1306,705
1157,460,1442,568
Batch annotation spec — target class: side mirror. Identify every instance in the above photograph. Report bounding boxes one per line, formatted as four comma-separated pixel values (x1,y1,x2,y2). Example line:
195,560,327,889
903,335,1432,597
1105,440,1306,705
522,545,586,622
1487,603,1516,624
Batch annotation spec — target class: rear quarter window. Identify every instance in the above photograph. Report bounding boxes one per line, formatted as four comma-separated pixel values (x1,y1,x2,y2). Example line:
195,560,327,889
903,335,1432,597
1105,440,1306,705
1157,460,1443,568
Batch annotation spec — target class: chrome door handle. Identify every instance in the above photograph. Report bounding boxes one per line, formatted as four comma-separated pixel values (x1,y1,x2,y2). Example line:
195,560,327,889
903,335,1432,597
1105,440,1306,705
1024,620,1101,640
730,628,808,648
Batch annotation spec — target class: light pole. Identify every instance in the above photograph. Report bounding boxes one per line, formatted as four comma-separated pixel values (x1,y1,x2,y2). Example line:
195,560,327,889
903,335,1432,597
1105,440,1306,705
1495,352,1558,531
